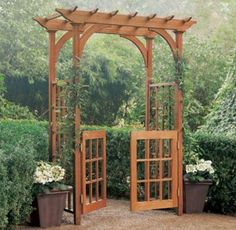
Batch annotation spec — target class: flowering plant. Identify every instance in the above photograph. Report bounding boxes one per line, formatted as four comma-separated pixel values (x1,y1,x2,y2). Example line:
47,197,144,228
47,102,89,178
184,152,215,182
32,161,67,196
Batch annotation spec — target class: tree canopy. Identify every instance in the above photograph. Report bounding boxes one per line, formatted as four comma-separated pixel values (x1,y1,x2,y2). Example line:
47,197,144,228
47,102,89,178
201,52,236,136
0,0,235,131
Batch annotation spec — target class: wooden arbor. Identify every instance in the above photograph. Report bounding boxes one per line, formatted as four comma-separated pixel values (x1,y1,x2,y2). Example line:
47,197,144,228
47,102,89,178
34,7,196,225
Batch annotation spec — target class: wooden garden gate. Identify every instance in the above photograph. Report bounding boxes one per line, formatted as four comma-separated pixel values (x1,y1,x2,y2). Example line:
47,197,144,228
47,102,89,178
81,131,106,214
34,7,196,225
130,130,178,211
130,82,182,212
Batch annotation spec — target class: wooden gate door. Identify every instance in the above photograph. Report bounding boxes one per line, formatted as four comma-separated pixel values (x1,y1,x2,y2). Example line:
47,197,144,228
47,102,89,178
130,130,178,211
81,130,107,214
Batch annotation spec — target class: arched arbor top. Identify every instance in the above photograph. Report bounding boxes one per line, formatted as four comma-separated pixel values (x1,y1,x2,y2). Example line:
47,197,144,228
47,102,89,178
34,8,196,58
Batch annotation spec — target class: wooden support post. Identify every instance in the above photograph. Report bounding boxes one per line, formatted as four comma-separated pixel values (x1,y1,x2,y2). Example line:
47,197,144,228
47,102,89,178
72,23,82,225
144,38,153,201
145,38,153,131
175,31,183,216
48,31,56,162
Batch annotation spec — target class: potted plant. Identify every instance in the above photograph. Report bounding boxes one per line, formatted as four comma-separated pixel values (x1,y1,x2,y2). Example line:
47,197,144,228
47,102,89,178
31,161,68,228
183,152,215,213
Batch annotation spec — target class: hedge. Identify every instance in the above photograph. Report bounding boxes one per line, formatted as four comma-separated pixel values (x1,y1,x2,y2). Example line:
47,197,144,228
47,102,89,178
194,132,236,214
0,120,48,229
0,120,235,227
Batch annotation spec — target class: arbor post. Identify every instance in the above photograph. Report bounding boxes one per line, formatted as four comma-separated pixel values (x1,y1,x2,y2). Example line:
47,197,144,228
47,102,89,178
72,23,82,225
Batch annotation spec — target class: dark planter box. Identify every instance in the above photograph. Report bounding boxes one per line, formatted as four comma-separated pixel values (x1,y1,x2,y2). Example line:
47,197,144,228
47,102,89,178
184,179,212,213
31,191,68,228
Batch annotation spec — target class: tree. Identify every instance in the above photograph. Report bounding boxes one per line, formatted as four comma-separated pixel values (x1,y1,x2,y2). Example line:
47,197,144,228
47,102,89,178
201,52,236,135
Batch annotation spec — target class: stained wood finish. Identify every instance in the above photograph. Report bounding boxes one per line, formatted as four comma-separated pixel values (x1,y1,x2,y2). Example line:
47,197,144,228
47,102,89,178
48,31,56,162
130,130,178,211
34,7,195,225
175,32,184,216
82,131,106,214
73,24,82,225
55,8,196,32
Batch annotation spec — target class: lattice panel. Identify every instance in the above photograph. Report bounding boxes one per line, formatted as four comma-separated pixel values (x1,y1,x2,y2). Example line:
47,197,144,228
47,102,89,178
82,131,106,214
130,131,178,211
55,85,68,164
149,83,177,131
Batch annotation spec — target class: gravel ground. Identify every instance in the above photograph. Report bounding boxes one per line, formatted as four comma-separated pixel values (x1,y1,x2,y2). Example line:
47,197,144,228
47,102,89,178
18,199,236,230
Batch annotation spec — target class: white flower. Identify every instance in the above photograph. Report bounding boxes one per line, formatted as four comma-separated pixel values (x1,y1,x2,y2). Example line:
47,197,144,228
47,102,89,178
196,163,207,172
186,164,197,173
199,159,205,164
209,168,215,174
204,160,212,166
34,161,65,184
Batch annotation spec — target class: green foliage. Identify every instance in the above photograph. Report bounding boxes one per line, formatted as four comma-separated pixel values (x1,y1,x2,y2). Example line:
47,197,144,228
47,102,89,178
0,73,35,120
194,132,236,214
106,127,132,196
0,120,49,229
0,0,235,129
202,52,236,135
58,35,145,126
183,37,230,131
0,120,48,161
0,0,57,81
0,156,8,228
0,97,35,120
0,74,6,95
3,143,36,229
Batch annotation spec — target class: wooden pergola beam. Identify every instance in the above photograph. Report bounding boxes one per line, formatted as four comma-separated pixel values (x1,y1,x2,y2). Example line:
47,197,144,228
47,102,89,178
34,17,157,37
55,8,196,32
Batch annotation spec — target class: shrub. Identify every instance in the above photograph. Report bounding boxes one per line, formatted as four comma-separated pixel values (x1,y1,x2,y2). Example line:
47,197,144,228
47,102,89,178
0,97,35,120
194,132,236,214
106,127,131,197
0,155,8,228
0,120,48,161
0,120,48,229
0,141,37,229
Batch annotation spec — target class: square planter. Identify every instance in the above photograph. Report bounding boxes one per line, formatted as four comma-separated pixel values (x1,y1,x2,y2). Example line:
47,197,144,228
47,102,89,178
31,190,68,228
184,179,212,213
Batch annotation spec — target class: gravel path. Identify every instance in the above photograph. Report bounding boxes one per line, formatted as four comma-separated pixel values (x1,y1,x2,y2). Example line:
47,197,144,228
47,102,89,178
18,199,236,230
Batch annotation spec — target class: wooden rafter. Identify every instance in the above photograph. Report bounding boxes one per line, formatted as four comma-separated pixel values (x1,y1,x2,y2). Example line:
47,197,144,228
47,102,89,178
55,8,196,32
34,17,157,37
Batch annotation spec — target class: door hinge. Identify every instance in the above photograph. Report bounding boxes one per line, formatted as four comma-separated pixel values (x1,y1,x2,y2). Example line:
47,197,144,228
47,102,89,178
80,143,83,152
177,141,180,150
80,194,83,204
177,188,180,197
